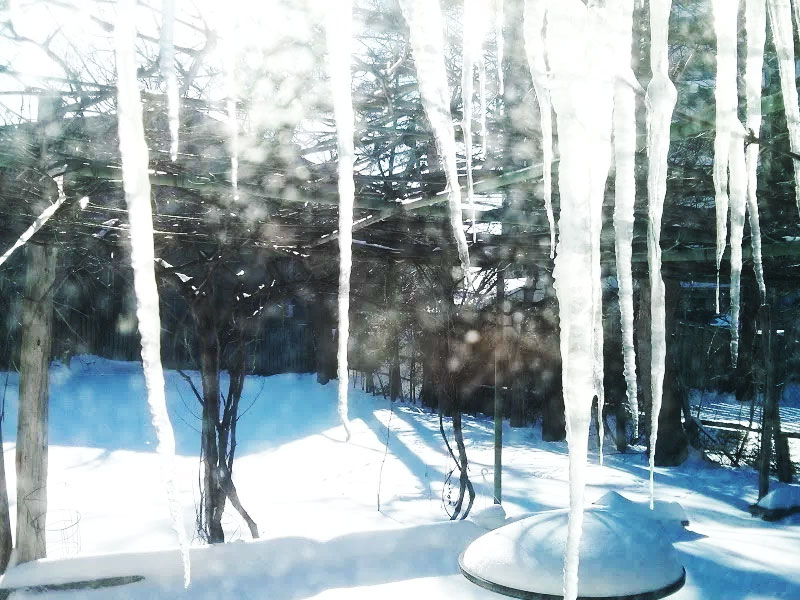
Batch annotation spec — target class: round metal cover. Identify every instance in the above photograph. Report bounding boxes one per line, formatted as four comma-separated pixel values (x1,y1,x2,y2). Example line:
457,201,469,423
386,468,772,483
459,507,685,600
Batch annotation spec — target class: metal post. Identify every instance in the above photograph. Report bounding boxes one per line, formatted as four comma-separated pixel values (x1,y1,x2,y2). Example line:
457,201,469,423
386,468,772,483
758,301,773,500
494,269,505,504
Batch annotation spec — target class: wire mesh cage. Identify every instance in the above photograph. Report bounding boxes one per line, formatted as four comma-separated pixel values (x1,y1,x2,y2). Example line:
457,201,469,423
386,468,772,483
41,509,82,559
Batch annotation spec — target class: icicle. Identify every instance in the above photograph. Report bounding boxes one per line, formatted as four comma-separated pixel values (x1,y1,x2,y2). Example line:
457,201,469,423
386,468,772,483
220,13,239,200
160,0,179,161
715,0,750,368
792,0,800,58
523,0,556,259
479,58,488,156
745,0,767,302
495,0,504,95
463,0,490,243
729,132,747,367
463,0,478,243
767,0,800,216
325,0,354,442
593,261,604,468
115,0,190,586
646,0,677,511
612,0,639,441
713,0,737,315
0,179,66,268
546,2,615,597
399,0,471,278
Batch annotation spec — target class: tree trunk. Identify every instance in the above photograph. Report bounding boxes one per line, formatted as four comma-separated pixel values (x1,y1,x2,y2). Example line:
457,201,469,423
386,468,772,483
450,409,475,519
509,372,525,427
15,243,57,564
419,330,437,409
773,403,793,484
389,334,401,402
0,418,12,573
540,298,565,442
541,390,566,441
758,303,774,499
219,468,258,538
311,297,337,385
365,370,375,394
494,270,504,504
604,289,628,451
654,278,689,466
734,282,758,402
194,306,225,544
220,337,259,538
635,274,651,442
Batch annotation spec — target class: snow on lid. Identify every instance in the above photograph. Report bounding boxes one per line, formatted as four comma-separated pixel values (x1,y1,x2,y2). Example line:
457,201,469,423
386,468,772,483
757,484,800,511
460,507,684,598
594,491,689,527
469,503,507,531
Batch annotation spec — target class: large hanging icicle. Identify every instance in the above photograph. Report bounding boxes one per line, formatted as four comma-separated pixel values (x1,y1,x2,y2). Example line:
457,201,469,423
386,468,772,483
612,0,639,440
714,0,749,367
645,0,677,510
523,0,556,259
220,13,239,200
745,0,767,302
729,0,769,368
495,0,504,95
399,0,471,278
713,0,738,314
729,133,748,367
115,0,190,586
767,0,800,216
160,0,179,161
462,0,489,243
546,1,615,597
479,58,488,156
325,0,355,442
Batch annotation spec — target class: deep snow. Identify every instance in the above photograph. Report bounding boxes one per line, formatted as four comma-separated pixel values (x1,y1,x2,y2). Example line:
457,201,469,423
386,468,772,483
0,356,797,598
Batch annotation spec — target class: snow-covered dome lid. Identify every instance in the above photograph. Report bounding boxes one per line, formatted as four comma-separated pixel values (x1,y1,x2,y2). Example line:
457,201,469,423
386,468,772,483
459,507,685,599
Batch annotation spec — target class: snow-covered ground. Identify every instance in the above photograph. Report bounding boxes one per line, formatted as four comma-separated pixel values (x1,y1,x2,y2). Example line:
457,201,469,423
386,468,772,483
0,356,798,598
690,387,800,436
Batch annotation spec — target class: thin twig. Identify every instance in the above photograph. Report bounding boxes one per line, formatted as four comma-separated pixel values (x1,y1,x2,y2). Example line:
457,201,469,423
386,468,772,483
176,369,203,404
377,398,394,512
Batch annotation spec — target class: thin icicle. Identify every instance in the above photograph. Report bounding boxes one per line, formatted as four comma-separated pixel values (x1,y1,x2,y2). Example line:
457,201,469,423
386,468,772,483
591,5,606,465
713,0,737,315
399,0,471,278
220,14,239,200
495,0,504,95
745,0,767,302
115,0,190,586
612,0,638,441
729,132,748,367
645,0,677,510
160,0,179,161
767,0,800,216
0,180,66,268
462,0,490,242
325,0,355,442
462,0,479,243
479,58,488,156
592,246,604,468
523,0,555,259
715,0,749,367
546,2,615,597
